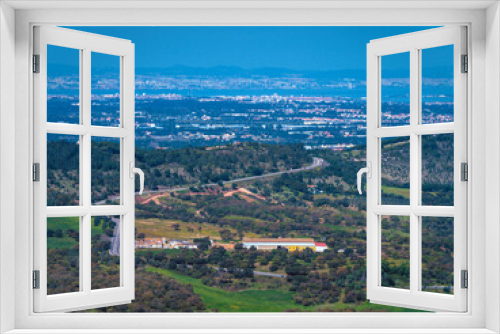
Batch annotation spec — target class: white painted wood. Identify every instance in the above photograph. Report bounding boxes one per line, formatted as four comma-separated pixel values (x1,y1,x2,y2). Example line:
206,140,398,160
82,47,92,297
10,6,488,332
33,26,135,313
366,26,468,312
372,123,455,138
3,0,497,10
0,2,17,333
1,329,498,334
45,123,131,138
122,40,135,300
409,46,419,297
485,3,500,333
373,205,455,217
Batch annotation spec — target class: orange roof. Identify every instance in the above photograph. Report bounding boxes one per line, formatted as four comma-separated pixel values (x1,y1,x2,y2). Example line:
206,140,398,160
315,242,328,247
213,243,235,250
242,237,315,243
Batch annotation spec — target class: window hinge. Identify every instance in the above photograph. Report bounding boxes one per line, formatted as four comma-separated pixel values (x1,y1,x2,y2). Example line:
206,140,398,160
33,270,40,289
461,270,468,289
33,163,40,182
461,54,468,73
33,54,40,73
461,162,468,181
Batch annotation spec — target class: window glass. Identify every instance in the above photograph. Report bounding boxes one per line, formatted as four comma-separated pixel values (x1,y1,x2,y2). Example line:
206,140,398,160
47,134,80,206
91,52,120,127
381,137,410,205
381,52,410,127
421,45,454,124
381,215,410,290
421,217,454,294
47,217,80,295
421,134,454,206
91,137,121,205
47,45,80,124
92,216,121,290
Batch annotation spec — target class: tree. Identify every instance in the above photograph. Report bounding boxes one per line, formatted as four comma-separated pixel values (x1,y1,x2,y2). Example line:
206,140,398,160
194,237,211,251
219,229,233,241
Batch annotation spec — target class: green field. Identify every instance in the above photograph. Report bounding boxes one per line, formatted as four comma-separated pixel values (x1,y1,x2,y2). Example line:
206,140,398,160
47,217,105,249
136,217,260,240
147,267,307,312
147,267,420,313
381,185,410,199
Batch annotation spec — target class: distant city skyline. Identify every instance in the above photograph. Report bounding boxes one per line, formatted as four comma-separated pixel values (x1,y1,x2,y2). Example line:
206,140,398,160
57,26,443,72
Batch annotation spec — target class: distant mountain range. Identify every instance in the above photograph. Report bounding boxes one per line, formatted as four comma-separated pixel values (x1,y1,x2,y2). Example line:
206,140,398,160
136,65,367,80
48,64,453,80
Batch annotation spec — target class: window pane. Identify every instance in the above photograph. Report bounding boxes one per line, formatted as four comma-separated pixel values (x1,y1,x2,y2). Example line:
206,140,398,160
381,52,410,127
421,133,454,206
91,137,121,205
421,45,454,124
91,52,120,127
92,216,121,290
47,134,80,206
381,137,410,205
421,217,454,294
47,45,80,124
381,215,410,290
47,217,80,295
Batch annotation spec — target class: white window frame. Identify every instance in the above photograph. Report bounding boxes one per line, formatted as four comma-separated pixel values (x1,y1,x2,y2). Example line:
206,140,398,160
0,1,499,333
365,26,468,312
33,26,136,313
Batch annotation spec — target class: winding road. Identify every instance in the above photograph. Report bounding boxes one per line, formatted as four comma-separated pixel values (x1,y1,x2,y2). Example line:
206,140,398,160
96,157,327,205
140,157,326,196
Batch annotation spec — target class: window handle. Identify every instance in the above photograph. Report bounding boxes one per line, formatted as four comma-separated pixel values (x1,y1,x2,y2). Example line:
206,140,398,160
357,162,372,195
129,162,145,195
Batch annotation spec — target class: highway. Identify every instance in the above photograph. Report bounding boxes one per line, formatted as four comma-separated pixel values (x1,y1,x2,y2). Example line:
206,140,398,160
253,271,286,278
140,157,326,196
95,157,327,204
212,266,287,279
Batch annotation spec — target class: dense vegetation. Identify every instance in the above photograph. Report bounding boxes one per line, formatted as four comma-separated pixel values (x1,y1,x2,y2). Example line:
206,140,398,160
46,137,454,312
47,141,311,205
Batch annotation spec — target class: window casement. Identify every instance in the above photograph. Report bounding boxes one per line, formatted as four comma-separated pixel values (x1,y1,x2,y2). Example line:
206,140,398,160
33,26,140,312
6,5,491,332
360,26,468,312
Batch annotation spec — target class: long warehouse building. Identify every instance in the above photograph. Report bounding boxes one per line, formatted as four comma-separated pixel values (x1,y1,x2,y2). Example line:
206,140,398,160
242,237,328,252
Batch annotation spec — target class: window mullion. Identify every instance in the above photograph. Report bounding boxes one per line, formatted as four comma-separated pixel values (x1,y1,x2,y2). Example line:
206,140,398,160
78,48,85,292
409,47,420,295
82,48,92,294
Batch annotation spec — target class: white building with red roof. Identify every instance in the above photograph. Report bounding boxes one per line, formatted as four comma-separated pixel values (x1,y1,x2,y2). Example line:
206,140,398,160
314,242,328,253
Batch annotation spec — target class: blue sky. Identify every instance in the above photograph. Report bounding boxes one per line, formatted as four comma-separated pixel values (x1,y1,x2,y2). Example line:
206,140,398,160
57,26,442,72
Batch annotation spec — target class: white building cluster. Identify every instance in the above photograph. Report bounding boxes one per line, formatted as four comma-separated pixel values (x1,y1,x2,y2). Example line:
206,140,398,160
135,237,198,250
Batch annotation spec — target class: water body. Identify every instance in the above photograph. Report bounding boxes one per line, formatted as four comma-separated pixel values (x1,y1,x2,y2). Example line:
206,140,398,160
49,85,452,102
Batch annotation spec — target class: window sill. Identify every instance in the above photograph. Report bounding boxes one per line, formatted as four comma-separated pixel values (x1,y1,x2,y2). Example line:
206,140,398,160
4,329,498,334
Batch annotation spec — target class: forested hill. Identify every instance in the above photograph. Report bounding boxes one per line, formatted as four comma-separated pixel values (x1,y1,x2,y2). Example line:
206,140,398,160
135,142,311,189
305,134,454,207
47,141,312,206
47,136,453,206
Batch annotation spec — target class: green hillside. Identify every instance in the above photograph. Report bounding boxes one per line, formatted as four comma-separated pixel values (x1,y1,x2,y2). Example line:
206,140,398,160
44,138,454,313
